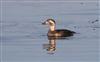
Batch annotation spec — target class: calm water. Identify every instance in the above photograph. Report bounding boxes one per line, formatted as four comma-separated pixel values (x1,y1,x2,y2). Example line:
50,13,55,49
1,1,99,62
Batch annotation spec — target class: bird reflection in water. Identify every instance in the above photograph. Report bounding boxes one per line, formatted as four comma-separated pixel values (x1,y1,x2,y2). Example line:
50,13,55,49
43,36,67,55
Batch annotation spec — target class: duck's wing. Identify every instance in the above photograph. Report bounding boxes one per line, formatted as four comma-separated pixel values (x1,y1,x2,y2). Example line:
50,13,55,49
56,29,76,33
55,29,76,37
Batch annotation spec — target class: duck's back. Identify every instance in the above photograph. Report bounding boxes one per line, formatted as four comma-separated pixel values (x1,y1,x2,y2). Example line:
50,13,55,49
48,29,75,37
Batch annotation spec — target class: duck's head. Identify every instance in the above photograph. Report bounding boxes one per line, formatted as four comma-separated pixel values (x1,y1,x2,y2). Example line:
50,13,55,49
42,19,56,31
42,19,56,26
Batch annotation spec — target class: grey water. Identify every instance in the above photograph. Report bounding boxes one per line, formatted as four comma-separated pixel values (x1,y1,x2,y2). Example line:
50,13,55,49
0,0,99,62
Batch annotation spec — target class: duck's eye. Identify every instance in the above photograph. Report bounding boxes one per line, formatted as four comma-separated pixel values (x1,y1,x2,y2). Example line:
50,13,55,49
49,22,54,26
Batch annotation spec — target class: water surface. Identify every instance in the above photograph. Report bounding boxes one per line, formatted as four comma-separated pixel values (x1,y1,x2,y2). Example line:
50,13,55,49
1,1,99,62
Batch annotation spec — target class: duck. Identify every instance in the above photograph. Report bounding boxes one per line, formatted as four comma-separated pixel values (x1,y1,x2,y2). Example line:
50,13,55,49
42,19,76,37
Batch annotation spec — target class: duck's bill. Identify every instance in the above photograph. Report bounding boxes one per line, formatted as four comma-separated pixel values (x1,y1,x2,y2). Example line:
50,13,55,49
42,21,48,25
42,22,46,25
